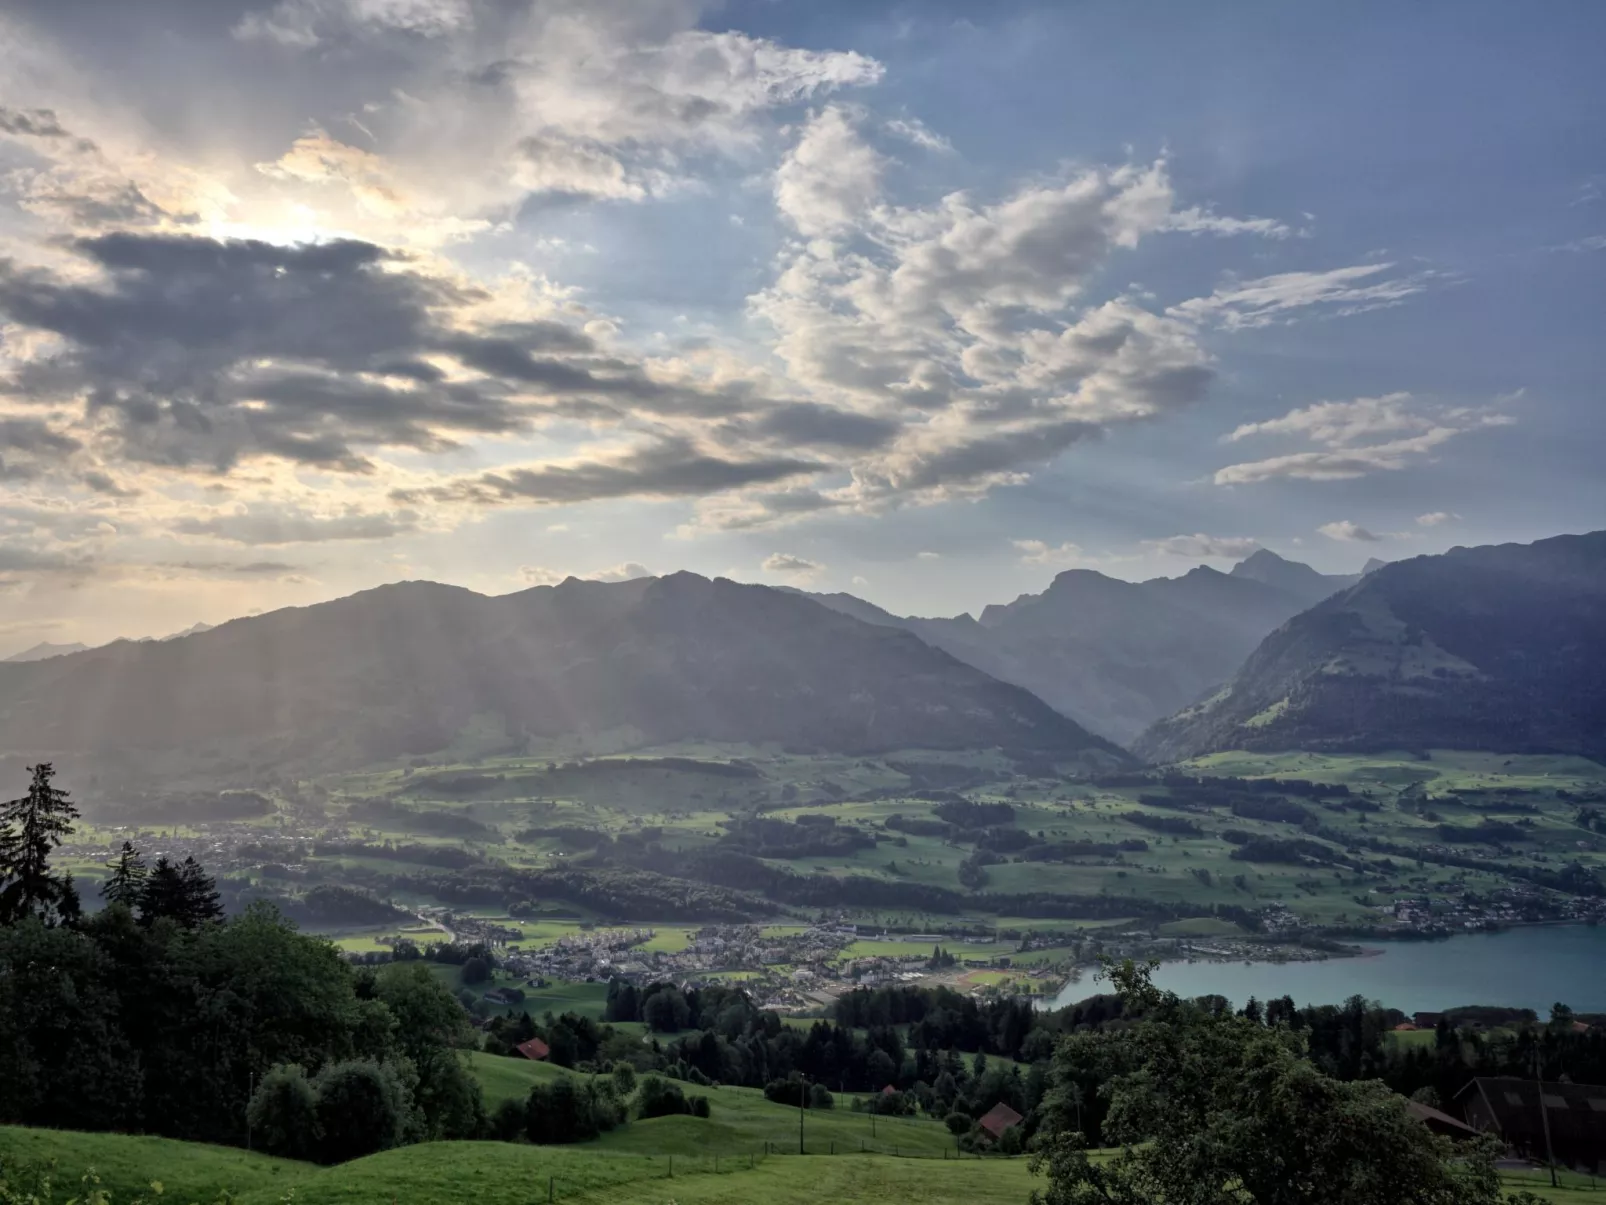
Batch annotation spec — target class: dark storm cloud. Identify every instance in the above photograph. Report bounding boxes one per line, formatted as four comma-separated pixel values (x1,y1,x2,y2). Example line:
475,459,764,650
747,402,900,450
0,107,69,138
396,437,820,507
0,418,81,456
0,231,772,473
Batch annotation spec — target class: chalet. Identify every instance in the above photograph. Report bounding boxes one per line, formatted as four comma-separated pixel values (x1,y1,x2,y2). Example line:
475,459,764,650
515,1037,551,1061
1457,1077,1606,1172
977,1102,1024,1142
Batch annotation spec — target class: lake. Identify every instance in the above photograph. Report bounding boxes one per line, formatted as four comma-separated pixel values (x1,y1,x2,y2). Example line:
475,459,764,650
1047,924,1606,1014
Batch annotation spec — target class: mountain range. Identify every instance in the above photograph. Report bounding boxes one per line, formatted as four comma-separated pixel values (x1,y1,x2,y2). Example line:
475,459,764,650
0,572,1121,784
1136,531,1606,763
799,549,1367,744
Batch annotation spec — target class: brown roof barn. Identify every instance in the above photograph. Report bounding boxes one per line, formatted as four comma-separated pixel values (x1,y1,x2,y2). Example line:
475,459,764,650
977,1102,1024,1141
1406,1099,1480,1139
515,1037,550,1061
1457,1077,1606,1173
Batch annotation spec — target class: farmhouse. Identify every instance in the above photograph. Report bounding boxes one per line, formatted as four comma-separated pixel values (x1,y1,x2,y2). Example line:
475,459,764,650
977,1102,1024,1142
515,1037,551,1061
1457,1077,1606,1171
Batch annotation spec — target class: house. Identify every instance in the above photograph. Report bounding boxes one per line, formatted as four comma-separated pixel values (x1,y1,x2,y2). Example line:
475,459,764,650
881,1084,898,1097
1457,1077,1606,1172
1406,1099,1481,1139
515,1037,551,1061
977,1102,1025,1142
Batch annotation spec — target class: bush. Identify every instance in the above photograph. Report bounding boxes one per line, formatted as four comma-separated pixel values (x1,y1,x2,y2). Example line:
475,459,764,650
998,1125,1023,1155
945,1111,973,1135
313,1059,410,1164
611,1062,638,1096
690,1095,711,1118
808,1083,835,1110
247,1064,321,1161
489,1097,527,1142
637,1074,692,1119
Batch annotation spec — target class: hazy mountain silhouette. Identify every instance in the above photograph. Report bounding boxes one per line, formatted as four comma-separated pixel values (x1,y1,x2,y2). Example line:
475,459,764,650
3,641,91,663
0,573,1124,781
799,551,1362,744
1136,531,1606,763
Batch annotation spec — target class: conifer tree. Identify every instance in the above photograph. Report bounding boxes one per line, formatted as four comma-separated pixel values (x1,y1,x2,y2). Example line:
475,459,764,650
102,841,148,909
138,855,185,925
0,762,81,925
178,855,224,924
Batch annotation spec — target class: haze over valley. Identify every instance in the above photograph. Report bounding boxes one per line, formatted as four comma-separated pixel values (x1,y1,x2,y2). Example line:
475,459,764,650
1,1,1603,1200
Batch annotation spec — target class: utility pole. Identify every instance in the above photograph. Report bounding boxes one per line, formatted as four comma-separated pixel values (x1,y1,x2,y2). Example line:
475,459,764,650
1536,1045,1558,1189
246,1071,254,1152
800,1075,807,1155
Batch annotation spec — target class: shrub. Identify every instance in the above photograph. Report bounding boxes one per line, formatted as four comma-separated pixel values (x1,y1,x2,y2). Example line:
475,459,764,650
247,1064,321,1161
313,1059,410,1164
637,1074,692,1119
808,1083,835,1110
489,1097,527,1142
945,1111,973,1135
689,1095,711,1118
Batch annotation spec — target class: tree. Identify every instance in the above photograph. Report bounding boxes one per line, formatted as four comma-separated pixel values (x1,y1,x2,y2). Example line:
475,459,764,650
138,855,222,927
1031,960,1516,1205
101,842,147,910
137,857,185,926
177,856,223,925
313,1059,410,1164
461,955,492,985
0,763,81,925
247,1064,322,1161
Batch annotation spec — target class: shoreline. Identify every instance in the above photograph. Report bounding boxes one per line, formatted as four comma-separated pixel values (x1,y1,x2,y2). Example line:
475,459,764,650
1042,921,1606,1012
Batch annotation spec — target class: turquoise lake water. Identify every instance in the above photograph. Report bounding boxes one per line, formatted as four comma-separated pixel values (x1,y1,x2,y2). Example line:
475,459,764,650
1048,924,1606,1013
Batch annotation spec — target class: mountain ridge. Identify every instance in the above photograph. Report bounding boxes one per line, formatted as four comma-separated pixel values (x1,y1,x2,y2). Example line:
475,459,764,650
798,551,1365,744
1135,531,1606,762
0,572,1125,786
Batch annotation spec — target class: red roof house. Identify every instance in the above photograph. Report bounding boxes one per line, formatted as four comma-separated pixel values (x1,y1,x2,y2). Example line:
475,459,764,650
977,1102,1024,1141
516,1037,550,1061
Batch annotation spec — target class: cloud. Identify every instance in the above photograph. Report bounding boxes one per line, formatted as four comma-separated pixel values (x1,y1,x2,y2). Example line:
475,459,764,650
518,561,653,586
0,232,792,478
1416,511,1459,527
1553,234,1606,254
1013,539,1086,567
761,552,823,579
1225,393,1426,446
916,550,940,560
0,107,69,138
1170,263,1439,330
396,437,820,507
1165,207,1295,239
591,561,652,582
173,503,419,544
774,105,882,237
1143,533,1262,559
1318,520,1382,543
1215,394,1514,484
884,117,953,154
739,128,1233,525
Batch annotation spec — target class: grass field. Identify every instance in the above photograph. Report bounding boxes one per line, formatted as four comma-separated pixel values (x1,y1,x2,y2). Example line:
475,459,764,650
467,1053,956,1157
0,1126,312,1202
6,1124,1597,1205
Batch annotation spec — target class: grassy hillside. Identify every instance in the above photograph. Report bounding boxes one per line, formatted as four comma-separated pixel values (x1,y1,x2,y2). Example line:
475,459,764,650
4,1125,1595,1205
467,1053,956,1157
0,1126,313,1202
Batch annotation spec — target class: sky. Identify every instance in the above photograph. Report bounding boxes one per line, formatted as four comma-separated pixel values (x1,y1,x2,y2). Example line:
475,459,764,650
0,0,1602,654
